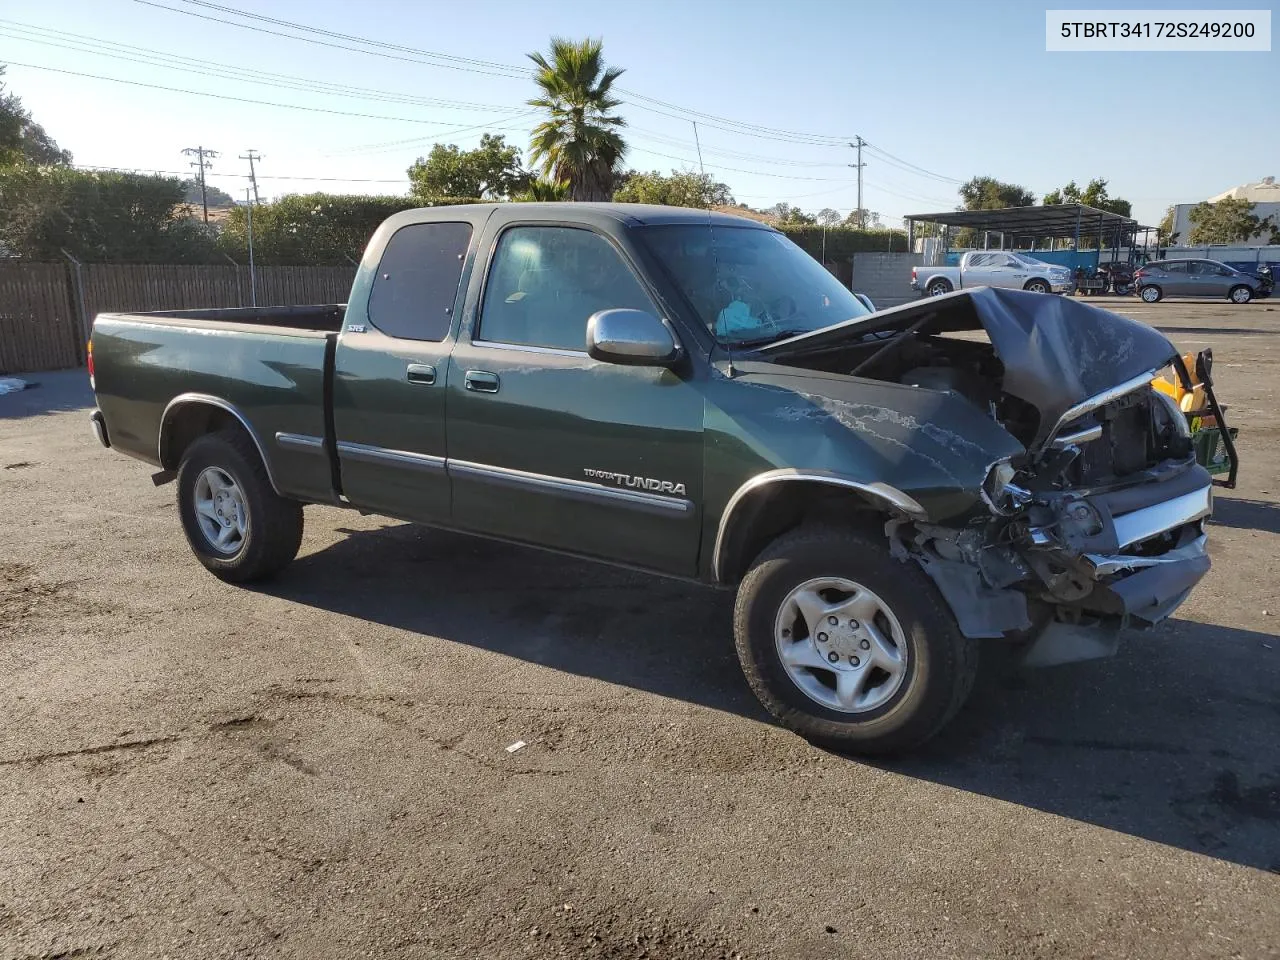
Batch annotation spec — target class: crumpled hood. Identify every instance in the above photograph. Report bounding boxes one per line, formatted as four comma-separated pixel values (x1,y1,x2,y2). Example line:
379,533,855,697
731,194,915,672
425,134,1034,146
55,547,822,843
758,286,1178,448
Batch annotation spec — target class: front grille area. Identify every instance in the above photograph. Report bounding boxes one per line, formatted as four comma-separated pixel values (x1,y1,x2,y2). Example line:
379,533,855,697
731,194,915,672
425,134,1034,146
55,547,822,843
1068,389,1158,484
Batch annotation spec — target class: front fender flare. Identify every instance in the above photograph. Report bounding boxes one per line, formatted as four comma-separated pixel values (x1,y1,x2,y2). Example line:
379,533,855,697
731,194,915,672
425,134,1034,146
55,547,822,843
712,469,926,583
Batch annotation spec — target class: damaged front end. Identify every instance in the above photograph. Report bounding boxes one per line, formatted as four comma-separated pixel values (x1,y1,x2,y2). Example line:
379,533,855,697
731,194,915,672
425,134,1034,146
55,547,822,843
761,287,1224,666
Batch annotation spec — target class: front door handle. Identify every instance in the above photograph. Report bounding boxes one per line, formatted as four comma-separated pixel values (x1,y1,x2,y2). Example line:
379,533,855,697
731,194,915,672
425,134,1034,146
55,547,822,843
406,363,436,385
465,370,500,393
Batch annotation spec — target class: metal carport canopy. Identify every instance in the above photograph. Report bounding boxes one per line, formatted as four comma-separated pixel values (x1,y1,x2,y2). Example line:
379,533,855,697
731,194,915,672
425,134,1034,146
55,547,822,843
903,202,1146,236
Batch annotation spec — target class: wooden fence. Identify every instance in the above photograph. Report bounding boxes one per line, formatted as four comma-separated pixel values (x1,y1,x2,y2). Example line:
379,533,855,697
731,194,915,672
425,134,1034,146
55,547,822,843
0,263,82,373
0,263,357,374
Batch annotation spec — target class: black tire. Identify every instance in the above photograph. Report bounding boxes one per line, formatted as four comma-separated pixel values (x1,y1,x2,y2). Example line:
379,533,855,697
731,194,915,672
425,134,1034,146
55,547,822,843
733,525,978,755
1024,279,1050,294
926,279,952,297
176,428,303,583
1140,284,1162,303
1228,285,1253,304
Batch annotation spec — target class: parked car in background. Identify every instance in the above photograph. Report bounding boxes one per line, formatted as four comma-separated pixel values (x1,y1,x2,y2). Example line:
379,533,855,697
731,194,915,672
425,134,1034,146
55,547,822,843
1136,259,1273,304
911,251,1074,297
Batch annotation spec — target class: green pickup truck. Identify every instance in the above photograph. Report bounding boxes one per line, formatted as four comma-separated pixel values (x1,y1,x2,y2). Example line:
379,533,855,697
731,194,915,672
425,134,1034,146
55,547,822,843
89,203,1220,753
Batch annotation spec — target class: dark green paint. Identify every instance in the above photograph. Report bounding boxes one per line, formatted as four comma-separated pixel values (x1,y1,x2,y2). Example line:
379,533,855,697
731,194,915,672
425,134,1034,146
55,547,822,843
92,203,1025,585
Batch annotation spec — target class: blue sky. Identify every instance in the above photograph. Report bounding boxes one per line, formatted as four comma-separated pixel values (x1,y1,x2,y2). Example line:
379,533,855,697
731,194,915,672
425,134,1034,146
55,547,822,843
2,0,1275,226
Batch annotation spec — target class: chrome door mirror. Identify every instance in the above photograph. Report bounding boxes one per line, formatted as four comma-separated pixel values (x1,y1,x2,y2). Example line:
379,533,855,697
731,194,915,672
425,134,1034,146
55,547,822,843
586,309,682,367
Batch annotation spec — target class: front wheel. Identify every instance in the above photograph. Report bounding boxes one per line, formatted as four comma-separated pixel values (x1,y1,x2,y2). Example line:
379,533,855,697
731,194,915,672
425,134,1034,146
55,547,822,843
1229,285,1253,304
177,428,304,582
1025,279,1050,294
733,526,978,754
1140,285,1163,303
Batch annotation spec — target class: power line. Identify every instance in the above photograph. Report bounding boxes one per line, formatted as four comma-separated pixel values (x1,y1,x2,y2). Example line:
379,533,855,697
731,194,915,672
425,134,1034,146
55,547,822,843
862,142,961,184
0,20,527,114
75,164,410,184
131,0,939,162
132,0,529,78
0,61,529,130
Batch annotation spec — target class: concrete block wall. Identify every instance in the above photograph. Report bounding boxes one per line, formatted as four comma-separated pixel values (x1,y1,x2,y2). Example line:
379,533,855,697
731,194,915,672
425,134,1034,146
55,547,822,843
850,252,924,309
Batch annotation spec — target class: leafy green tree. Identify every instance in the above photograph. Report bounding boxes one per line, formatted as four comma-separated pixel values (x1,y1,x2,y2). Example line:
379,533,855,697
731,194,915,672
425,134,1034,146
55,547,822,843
958,176,1035,210
407,134,531,201
513,177,570,202
764,202,816,225
1187,198,1277,244
842,208,880,228
0,166,213,261
612,169,733,208
1157,205,1178,245
816,208,842,226
527,37,627,201
0,66,71,167
1042,177,1131,217
217,193,425,265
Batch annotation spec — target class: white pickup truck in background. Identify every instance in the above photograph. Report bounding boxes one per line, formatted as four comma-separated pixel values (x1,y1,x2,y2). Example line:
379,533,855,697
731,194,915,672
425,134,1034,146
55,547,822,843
912,251,1075,297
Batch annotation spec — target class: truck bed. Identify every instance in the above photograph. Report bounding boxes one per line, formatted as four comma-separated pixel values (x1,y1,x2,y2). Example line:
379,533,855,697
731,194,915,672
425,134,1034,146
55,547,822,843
90,306,344,505
100,304,346,333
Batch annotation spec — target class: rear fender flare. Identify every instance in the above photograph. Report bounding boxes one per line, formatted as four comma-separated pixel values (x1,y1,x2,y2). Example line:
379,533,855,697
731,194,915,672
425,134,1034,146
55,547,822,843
158,393,282,495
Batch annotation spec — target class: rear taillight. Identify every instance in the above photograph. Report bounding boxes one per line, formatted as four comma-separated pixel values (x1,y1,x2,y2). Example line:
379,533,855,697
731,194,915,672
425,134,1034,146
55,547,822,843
86,338,94,389
911,266,917,280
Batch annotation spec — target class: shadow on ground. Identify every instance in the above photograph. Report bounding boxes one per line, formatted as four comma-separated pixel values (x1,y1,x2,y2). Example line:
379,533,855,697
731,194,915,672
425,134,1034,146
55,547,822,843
1209,498,1280,535
263,521,1280,874
0,368,92,419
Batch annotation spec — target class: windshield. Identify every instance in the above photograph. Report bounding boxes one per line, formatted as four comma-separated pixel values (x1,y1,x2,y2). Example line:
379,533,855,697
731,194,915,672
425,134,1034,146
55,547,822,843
1010,253,1054,269
640,224,874,345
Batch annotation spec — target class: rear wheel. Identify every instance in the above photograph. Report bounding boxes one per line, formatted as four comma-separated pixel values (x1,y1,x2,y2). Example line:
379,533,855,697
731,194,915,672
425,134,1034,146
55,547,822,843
177,428,303,582
1140,285,1163,303
733,526,978,754
1229,285,1253,304
1025,279,1050,294
926,279,952,297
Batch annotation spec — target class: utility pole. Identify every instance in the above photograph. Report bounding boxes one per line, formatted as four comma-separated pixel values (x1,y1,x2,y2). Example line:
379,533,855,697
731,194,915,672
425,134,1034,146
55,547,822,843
240,149,263,204
245,188,257,307
849,136,866,229
182,146,218,222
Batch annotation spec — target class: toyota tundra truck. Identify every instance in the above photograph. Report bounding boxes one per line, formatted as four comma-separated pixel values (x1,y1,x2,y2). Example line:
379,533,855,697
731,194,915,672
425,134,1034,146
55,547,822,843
88,203,1227,754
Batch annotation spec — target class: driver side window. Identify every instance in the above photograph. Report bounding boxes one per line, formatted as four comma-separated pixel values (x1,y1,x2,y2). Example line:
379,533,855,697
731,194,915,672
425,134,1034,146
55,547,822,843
477,226,655,352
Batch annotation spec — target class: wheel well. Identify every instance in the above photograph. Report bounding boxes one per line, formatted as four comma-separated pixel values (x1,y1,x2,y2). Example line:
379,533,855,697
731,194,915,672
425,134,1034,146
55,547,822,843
1023,277,1049,290
160,403,243,470
927,277,952,291
1228,284,1251,298
716,482,890,585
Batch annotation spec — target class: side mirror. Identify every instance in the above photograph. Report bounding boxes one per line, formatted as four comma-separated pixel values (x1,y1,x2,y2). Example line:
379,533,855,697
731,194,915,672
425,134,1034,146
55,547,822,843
586,309,682,367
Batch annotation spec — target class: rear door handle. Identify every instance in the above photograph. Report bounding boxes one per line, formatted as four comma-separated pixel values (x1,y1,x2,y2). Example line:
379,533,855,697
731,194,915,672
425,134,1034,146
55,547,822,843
464,370,500,393
406,363,436,385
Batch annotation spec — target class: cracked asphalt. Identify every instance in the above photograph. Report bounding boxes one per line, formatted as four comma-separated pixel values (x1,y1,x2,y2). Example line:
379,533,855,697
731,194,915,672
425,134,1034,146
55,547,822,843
1,297,1278,959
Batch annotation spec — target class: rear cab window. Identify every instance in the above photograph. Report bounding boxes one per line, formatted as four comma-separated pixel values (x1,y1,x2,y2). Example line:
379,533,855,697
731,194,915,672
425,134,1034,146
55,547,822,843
367,222,473,341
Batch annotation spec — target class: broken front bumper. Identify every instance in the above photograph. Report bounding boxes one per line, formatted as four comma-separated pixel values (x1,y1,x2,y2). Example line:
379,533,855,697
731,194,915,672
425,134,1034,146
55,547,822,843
916,464,1214,666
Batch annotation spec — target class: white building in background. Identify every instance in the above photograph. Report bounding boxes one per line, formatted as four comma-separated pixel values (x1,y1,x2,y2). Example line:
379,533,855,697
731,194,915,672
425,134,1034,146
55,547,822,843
1171,176,1280,243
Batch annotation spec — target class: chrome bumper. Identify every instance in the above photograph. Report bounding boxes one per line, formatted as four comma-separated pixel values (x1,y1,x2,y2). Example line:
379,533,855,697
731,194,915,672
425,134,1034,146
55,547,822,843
1111,484,1212,549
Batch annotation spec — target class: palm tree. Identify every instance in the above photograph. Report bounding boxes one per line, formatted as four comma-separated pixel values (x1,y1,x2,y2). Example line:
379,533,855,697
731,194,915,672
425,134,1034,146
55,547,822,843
526,38,627,202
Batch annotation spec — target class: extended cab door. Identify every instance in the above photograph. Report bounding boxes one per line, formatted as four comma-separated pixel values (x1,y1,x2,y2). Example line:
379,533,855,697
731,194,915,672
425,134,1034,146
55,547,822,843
444,219,704,576
331,214,483,522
